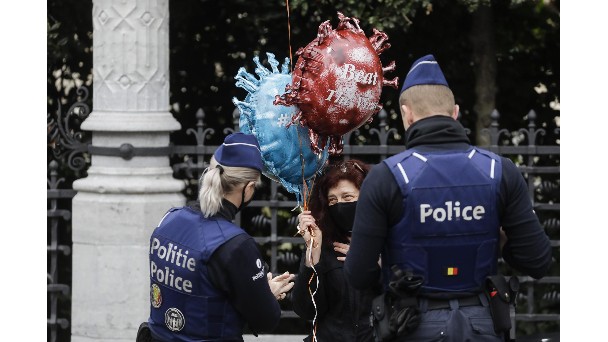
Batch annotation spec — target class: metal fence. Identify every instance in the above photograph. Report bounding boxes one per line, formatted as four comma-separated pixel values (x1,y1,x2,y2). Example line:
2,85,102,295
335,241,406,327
47,87,560,340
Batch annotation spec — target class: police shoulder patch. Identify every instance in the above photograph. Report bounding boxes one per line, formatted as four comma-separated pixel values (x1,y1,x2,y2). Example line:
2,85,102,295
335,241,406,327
150,283,162,308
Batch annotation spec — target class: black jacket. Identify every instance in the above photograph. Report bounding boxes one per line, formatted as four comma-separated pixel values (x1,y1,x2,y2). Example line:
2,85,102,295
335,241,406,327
292,244,382,342
344,115,553,290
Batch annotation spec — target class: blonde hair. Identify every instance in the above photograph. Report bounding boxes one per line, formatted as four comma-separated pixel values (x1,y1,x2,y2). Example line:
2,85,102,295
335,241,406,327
198,156,261,218
399,84,455,118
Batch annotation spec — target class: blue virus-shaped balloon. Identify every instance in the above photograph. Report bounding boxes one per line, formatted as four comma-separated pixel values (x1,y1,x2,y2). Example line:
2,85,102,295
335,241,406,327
233,52,329,204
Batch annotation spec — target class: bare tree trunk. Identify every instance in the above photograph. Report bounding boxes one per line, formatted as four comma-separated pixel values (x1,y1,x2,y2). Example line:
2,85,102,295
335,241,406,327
470,4,496,146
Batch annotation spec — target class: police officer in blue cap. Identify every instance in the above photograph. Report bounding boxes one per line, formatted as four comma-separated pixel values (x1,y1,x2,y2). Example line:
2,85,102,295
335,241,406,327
344,55,552,341
138,132,295,342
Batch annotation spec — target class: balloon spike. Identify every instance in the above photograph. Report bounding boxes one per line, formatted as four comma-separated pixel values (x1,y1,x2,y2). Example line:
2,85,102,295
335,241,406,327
232,98,255,114
235,67,260,94
235,78,258,95
369,28,390,55
383,60,396,73
253,55,271,78
235,66,260,84
281,57,291,75
383,77,399,89
316,20,333,45
232,98,255,128
336,12,362,33
266,52,280,74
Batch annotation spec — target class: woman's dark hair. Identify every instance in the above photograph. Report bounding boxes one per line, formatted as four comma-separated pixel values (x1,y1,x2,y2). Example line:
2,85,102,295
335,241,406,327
308,158,371,246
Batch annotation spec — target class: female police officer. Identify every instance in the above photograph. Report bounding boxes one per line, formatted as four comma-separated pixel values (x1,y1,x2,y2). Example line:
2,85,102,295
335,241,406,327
142,132,295,341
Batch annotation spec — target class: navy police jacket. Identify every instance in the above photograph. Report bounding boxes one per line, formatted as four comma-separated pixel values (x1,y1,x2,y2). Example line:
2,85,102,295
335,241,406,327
344,116,552,295
382,147,501,293
147,206,247,341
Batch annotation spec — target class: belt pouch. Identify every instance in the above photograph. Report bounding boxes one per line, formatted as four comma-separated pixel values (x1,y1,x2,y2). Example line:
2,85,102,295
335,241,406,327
370,293,393,342
485,275,512,333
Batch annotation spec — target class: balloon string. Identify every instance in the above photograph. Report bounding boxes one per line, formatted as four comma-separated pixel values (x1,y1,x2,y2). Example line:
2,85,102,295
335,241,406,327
285,0,294,73
296,124,308,211
295,124,319,212
285,0,305,209
307,242,319,342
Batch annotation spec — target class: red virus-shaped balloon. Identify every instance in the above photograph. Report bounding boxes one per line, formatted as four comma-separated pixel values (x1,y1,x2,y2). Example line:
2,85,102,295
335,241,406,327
275,12,398,155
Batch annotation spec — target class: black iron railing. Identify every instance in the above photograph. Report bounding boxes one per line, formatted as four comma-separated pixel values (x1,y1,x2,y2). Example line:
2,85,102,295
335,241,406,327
47,86,560,339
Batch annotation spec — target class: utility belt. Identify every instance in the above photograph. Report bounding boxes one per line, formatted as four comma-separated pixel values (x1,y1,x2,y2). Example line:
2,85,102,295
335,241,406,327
422,294,483,311
370,269,519,342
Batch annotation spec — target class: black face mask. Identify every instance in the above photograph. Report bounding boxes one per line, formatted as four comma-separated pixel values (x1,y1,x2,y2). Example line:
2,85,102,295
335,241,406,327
328,201,358,235
238,183,255,213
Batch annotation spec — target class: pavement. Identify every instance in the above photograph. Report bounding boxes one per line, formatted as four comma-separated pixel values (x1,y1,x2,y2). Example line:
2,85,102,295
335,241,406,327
243,335,306,341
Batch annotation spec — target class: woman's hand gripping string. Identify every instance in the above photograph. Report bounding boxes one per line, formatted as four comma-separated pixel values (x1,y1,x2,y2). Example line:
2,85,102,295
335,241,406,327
297,211,322,266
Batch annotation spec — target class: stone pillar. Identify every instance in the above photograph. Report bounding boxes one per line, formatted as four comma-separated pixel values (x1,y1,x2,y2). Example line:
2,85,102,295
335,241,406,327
71,0,185,341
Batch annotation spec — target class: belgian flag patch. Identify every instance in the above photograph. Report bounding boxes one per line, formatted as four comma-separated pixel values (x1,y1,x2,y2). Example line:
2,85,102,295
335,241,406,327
446,267,459,276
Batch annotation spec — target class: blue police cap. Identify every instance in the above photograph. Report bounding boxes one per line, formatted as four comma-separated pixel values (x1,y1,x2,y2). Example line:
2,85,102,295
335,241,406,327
400,54,449,94
214,132,264,172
